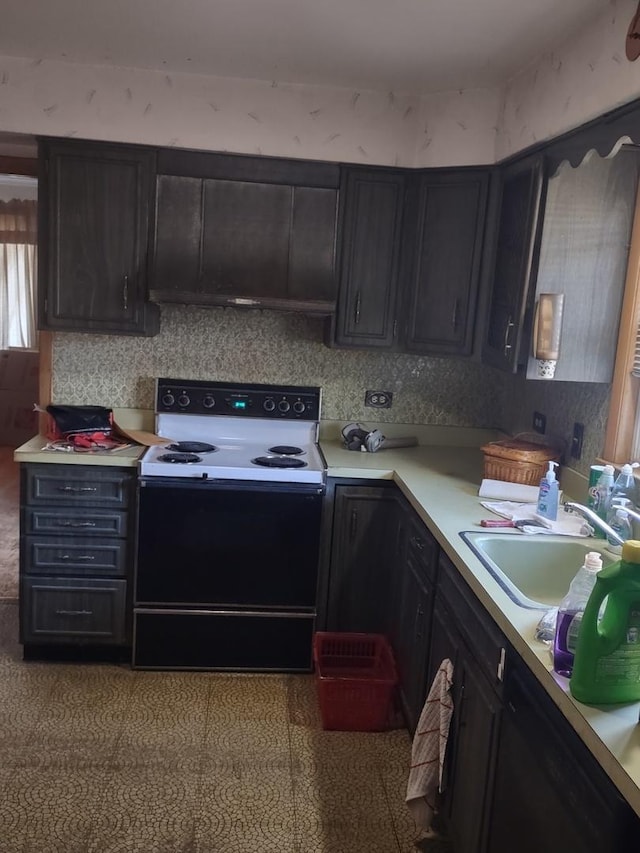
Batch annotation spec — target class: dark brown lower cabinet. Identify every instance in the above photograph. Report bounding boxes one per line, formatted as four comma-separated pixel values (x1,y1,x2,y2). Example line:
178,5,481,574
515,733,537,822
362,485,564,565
325,481,640,849
429,555,504,853
393,506,439,733
325,484,400,632
486,660,640,853
19,464,135,656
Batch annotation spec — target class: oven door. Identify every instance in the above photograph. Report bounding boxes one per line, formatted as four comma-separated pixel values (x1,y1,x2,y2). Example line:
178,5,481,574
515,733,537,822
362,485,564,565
136,478,324,608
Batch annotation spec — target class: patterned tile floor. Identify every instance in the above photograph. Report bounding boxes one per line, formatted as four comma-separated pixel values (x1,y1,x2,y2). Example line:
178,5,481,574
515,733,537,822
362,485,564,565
0,603,424,852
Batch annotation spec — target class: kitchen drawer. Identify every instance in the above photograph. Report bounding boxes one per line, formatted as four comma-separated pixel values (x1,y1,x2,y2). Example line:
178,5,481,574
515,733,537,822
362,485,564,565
21,577,127,644
23,536,128,576
24,507,128,538
438,552,506,695
23,465,134,508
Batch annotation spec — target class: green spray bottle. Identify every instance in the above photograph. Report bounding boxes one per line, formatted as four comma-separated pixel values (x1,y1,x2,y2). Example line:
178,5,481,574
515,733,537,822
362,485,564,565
570,539,640,704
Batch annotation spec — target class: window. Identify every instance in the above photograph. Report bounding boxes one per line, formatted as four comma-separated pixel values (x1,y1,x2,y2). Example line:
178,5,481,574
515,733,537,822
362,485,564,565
0,193,37,350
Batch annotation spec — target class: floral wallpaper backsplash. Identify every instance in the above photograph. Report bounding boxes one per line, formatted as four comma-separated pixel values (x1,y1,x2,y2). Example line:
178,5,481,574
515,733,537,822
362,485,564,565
52,304,507,428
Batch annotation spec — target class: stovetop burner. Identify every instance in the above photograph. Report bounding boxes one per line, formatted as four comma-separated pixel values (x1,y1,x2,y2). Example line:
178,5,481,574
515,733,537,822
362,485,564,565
158,452,202,464
166,441,217,454
268,445,304,456
252,455,308,469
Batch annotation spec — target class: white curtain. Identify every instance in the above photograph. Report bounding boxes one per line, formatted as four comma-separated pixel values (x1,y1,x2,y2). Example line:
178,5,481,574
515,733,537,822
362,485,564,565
0,199,37,350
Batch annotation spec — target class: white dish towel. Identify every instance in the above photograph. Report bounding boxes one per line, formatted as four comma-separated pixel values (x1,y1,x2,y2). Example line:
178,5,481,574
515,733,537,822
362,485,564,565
406,658,454,835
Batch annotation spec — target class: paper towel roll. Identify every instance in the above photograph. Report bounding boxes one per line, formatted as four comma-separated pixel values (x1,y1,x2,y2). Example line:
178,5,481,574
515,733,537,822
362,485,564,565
478,479,542,503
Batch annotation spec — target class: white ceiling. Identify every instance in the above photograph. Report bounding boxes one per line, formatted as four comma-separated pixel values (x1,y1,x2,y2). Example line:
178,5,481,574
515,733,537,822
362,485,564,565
0,0,611,94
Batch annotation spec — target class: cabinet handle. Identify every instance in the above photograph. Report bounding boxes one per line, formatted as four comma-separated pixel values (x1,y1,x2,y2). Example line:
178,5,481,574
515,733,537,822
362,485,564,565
354,292,361,326
410,535,425,552
503,316,515,356
56,521,97,529
57,486,98,494
350,509,358,539
58,554,95,562
457,682,467,728
451,298,460,330
55,609,93,617
415,606,425,639
123,274,129,311
497,647,506,682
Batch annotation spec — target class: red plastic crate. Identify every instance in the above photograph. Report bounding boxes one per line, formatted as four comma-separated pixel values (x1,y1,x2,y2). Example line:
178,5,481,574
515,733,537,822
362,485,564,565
313,632,398,732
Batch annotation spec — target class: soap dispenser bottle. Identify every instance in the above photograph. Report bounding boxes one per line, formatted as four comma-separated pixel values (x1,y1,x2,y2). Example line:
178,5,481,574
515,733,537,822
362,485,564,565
536,460,559,521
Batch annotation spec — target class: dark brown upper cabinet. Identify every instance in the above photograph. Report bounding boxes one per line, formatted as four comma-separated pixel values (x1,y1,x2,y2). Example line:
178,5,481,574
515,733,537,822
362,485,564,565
481,156,546,372
329,166,490,355
331,168,406,348
402,169,490,356
38,139,159,336
151,150,339,315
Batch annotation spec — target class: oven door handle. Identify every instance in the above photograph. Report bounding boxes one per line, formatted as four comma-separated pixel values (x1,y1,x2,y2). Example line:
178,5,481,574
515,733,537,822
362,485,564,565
139,477,325,496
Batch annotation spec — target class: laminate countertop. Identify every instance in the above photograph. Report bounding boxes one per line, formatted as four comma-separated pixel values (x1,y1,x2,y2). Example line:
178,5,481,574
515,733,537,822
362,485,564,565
320,439,640,818
14,432,640,814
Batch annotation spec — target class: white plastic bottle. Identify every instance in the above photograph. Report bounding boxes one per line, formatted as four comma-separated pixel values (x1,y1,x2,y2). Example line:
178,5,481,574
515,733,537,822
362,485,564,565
536,460,559,521
553,551,603,677
606,499,633,554
610,462,639,508
592,464,615,529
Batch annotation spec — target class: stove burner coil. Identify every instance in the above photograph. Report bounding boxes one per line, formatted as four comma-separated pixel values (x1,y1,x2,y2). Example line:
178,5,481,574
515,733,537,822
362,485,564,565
166,441,217,454
268,445,304,456
252,455,308,469
158,452,202,464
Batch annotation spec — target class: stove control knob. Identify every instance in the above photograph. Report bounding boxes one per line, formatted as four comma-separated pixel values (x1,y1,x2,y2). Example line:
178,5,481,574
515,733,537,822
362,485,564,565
263,398,276,413
202,394,215,409
278,399,291,413
293,401,306,415
178,394,190,408
161,392,175,407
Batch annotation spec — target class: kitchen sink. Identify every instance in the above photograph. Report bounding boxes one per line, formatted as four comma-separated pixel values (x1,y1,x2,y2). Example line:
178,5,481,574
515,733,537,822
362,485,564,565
459,531,615,609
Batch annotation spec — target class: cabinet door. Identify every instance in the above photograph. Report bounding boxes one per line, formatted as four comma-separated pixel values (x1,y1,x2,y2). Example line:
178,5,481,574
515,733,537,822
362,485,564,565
326,486,399,632
445,653,501,853
403,170,489,356
525,149,640,383
486,662,640,853
482,157,545,371
396,560,434,733
39,140,158,335
333,169,405,348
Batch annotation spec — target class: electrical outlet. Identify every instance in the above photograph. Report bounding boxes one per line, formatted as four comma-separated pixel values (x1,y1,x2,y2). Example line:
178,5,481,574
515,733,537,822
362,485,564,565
533,411,546,434
365,390,393,409
571,422,584,460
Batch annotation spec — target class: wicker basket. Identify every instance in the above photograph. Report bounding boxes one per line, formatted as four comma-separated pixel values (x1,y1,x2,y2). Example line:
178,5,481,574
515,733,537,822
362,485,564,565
480,438,562,486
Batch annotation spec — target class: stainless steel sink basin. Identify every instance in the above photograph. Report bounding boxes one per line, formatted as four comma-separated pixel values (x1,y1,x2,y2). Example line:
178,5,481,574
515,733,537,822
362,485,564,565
459,531,615,609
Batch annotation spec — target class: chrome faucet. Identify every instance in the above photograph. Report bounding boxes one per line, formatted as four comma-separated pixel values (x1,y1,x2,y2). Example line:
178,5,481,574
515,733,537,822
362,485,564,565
563,501,625,545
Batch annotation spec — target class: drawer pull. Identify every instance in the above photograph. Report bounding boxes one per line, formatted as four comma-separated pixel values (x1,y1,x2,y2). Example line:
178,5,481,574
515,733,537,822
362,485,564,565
58,554,96,562
57,486,98,493
54,609,93,617
57,521,97,528
411,536,425,551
